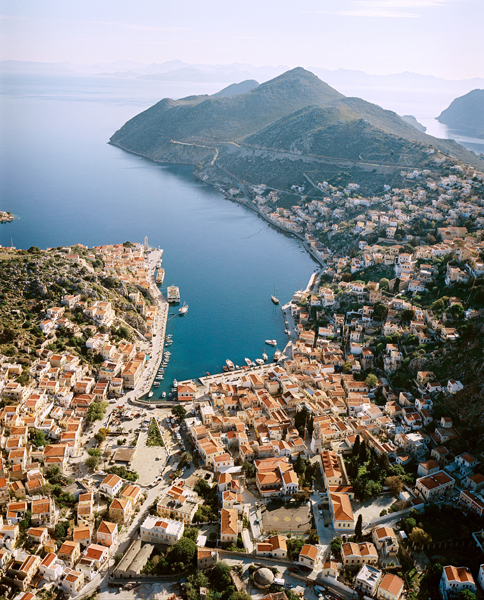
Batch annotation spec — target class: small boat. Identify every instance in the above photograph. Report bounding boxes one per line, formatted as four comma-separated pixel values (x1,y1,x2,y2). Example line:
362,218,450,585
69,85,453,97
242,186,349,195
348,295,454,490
262,353,268,361
206,371,210,376
179,302,189,315
173,379,178,387
271,295,279,305
148,391,154,398
245,358,252,366
162,392,166,398
226,359,235,370
255,358,264,365
223,366,229,372
154,382,160,387
265,339,277,346
235,365,240,370
274,350,282,361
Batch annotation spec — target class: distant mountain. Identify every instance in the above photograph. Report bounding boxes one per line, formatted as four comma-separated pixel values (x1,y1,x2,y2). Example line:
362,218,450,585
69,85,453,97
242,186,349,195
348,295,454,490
212,80,259,98
437,89,484,138
109,67,484,192
401,115,426,132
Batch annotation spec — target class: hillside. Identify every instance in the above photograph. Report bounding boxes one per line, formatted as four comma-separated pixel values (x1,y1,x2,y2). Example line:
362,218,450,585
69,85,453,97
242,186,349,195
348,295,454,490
437,89,484,138
110,67,484,192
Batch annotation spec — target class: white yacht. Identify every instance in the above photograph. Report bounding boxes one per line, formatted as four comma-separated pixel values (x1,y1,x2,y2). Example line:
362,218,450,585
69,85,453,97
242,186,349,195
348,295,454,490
255,358,264,365
265,339,277,346
244,358,252,366
226,359,235,370
179,302,189,315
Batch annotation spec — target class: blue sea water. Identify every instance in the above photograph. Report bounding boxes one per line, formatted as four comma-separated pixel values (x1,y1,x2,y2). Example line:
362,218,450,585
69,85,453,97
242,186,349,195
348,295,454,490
0,73,318,394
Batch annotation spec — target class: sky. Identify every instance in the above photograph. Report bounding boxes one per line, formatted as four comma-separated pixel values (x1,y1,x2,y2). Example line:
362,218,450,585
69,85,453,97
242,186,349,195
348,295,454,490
0,0,483,79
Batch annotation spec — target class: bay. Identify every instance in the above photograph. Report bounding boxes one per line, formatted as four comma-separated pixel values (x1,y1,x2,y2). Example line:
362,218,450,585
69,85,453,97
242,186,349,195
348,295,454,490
0,73,318,393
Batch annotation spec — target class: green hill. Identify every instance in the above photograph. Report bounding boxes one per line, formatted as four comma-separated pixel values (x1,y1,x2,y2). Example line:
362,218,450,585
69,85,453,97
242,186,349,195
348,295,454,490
110,67,484,191
437,89,484,138
212,79,259,98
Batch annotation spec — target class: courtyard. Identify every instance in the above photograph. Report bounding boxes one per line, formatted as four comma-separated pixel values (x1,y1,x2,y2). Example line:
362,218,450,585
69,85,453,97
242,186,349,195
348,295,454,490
262,500,312,533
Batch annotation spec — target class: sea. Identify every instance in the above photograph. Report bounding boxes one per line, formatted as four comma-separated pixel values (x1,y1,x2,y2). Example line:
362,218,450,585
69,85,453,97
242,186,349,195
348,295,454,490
1,72,483,397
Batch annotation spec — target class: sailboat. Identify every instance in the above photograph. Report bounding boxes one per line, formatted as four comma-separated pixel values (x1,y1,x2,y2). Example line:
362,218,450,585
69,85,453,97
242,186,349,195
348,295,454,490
179,301,188,315
271,284,279,304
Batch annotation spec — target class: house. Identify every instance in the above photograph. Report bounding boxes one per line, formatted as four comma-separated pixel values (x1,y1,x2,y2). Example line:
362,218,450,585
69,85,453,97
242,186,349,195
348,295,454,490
465,473,484,493
372,527,398,554
455,452,479,474
255,535,287,558
157,484,199,524
417,459,440,478
109,497,132,525
354,564,382,597
341,542,378,568
459,490,484,517
416,470,455,502
30,497,53,527
329,492,355,533
100,474,123,498
220,508,238,545
119,484,142,507
298,544,322,570
62,568,85,594
72,525,92,547
447,380,464,394
377,574,405,600
58,540,81,568
39,553,64,581
140,516,184,545
439,566,476,600
96,521,118,548
197,548,218,570
322,559,339,579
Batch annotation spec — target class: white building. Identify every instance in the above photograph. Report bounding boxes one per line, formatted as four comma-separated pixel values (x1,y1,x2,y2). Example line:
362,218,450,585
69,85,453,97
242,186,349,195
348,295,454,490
140,516,184,546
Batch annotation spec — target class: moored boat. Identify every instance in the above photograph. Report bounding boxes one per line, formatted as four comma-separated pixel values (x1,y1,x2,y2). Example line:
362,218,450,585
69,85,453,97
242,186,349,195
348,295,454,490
255,358,264,365
148,391,154,398
179,301,189,315
262,353,268,361
244,358,252,366
167,286,180,303
271,295,279,304
274,350,282,361
226,359,235,370
265,339,277,346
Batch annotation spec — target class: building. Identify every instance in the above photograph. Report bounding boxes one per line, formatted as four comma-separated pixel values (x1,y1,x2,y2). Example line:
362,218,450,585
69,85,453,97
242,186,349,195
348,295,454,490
439,566,476,600
416,470,455,502
109,497,132,525
459,490,484,517
96,521,118,548
197,548,218,570
100,474,123,497
157,485,199,524
220,508,238,545
255,535,287,558
354,564,382,597
62,568,85,594
377,574,405,600
341,542,378,568
329,492,355,532
58,540,81,568
298,544,322,569
140,516,184,545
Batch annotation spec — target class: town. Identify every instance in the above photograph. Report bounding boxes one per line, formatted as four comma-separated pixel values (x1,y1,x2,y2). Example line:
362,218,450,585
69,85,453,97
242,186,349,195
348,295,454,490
1,152,484,600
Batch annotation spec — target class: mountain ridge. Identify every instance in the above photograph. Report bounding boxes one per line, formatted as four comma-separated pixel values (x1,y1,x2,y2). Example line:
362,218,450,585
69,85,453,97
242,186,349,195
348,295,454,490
437,89,484,138
109,67,484,193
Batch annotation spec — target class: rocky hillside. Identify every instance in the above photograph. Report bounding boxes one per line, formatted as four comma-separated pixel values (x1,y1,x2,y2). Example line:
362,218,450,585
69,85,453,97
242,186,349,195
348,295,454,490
109,68,484,193
437,89,484,138
0,246,151,372
212,79,259,98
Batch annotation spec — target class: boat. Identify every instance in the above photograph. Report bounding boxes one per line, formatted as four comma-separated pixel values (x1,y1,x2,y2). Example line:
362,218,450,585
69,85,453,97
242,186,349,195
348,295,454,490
167,286,181,303
265,339,277,346
156,268,165,284
226,359,235,370
223,366,229,372
173,379,178,387
274,350,282,361
262,353,268,361
235,365,240,370
162,392,166,398
154,382,160,388
271,285,279,305
179,302,189,315
148,391,154,398
255,358,264,365
244,358,252,366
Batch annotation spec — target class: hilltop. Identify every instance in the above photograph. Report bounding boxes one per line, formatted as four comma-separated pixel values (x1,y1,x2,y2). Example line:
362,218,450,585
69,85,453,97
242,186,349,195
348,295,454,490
437,88,484,138
110,67,484,193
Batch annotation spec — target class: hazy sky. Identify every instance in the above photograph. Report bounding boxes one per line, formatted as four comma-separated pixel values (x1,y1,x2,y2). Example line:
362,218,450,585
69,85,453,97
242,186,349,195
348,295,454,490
1,0,483,79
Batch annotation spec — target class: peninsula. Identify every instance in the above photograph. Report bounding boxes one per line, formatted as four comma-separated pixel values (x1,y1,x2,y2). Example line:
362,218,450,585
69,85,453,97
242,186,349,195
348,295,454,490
110,67,484,198
437,88,484,139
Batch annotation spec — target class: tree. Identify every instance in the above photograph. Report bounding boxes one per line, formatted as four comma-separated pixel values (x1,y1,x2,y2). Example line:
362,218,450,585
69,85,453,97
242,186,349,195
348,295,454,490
229,593,251,600
167,537,197,566
409,527,432,546
393,278,400,293
94,430,107,444
85,456,99,471
431,298,445,311
379,278,390,290
86,401,108,423
330,537,342,555
172,405,187,420
287,537,305,560
373,302,388,321
401,309,415,322
385,475,404,496
307,530,319,545
358,438,368,464
450,304,464,319
183,527,199,542
88,448,102,458
352,435,361,458
294,452,306,476
365,374,378,389
458,590,477,600
355,514,363,541
194,478,211,497
378,453,390,473
242,461,256,478
404,518,417,532
31,429,47,447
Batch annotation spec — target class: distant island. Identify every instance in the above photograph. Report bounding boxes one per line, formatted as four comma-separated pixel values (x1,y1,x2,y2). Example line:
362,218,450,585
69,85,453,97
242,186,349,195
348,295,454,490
0,210,14,223
437,88,484,138
110,67,484,195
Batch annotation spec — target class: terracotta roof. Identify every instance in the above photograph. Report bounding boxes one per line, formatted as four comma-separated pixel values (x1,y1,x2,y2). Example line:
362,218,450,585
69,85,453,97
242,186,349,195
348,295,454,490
444,566,475,584
98,521,116,534
221,508,238,536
